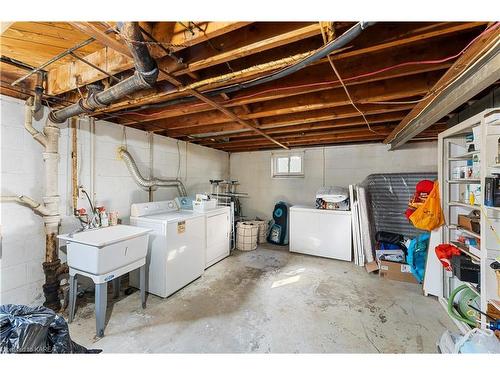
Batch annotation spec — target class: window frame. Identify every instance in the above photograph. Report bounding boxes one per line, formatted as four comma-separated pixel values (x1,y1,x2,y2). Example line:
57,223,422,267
271,151,305,178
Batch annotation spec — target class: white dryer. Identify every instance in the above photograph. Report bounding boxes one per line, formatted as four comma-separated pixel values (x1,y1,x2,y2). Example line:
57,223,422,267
203,206,231,268
176,197,231,269
129,200,206,298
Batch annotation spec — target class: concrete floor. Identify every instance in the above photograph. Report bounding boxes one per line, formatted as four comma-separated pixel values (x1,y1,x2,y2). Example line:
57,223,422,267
68,244,456,353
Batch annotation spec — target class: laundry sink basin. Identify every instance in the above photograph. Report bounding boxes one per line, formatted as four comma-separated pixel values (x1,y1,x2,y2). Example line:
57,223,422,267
58,225,152,275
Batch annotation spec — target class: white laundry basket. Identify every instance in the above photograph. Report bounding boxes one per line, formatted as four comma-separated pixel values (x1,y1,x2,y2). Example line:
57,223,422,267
236,221,259,251
251,220,268,244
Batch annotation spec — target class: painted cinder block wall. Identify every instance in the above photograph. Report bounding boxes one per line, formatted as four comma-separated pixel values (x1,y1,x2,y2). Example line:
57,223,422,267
0,95,229,306
229,141,439,219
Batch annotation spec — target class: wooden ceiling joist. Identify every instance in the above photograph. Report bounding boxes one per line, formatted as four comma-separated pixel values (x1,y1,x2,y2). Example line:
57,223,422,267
46,22,250,95
193,112,411,143
70,22,131,57
385,23,500,148
169,23,322,76
46,22,483,105
1,21,492,152
138,71,438,132
162,104,416,137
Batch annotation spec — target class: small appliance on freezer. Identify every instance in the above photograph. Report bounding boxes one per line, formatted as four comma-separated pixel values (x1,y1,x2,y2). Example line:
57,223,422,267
315,186,350,210
129,200,206,298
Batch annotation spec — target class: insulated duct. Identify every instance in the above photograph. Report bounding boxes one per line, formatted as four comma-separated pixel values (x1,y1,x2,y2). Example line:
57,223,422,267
118,147,187,196
108,21,376,115
49,22,159,123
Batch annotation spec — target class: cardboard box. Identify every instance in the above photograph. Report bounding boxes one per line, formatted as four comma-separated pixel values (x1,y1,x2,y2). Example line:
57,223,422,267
379,260,418,284
458,213,480,234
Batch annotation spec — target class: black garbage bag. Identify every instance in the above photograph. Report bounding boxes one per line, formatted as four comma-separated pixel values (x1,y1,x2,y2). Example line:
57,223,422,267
0,304,101,353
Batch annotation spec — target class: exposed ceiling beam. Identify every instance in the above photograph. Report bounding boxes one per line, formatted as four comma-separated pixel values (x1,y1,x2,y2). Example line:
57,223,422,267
1,22,14,35
185,88,289,149
116,58,453,125
47,22,250,95
211,126,445,152
162,104,415,137
385,23,500,149
169,23,322,76
138,72,438,131
70,22,131,57
54,22,483,110
193,112,410,143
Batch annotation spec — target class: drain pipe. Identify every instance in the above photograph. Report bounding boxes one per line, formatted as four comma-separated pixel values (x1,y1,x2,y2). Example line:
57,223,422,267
49,22,159,123
118,147,188,197
1,99,62,311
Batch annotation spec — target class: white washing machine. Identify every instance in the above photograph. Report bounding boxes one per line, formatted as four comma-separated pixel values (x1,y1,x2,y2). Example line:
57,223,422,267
176,197,231,269
129,200,206,298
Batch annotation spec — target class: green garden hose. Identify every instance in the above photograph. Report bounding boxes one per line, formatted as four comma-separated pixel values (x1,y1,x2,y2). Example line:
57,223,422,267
447,284,480,326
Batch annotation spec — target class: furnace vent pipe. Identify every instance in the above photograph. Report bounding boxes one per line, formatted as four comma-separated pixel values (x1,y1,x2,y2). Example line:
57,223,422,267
118,147,188,196
49,22,159,123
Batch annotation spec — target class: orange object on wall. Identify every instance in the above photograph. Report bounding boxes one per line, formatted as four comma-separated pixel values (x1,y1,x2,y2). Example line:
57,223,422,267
409,181,445,231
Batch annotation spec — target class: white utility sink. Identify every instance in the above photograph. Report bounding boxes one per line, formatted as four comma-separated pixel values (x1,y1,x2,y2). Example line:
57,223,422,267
58,225,152,275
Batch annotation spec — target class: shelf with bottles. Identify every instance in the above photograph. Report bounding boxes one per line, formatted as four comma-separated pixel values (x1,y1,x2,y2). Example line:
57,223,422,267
450,225,481,241
449,201,480,210
450,240,481,262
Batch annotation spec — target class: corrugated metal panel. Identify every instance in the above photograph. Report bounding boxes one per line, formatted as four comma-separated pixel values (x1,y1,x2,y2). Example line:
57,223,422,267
364,172,437,238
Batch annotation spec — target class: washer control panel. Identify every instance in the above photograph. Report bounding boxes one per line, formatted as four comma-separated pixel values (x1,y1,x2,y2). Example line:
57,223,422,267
130,200,179,217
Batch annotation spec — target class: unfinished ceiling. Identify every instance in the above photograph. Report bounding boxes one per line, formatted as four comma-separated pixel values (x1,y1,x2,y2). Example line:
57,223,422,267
1,21,497,151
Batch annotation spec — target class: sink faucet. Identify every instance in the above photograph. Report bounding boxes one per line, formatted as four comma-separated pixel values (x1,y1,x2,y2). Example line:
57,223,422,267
74,186,101,233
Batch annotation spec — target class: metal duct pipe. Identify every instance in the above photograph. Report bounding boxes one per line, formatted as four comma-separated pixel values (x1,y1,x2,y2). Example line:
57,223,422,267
118,147,188,197
49,22,159,123
106,21,376,116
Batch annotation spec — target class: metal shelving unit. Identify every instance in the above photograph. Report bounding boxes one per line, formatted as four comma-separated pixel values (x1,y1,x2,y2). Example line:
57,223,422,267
438,108,500,331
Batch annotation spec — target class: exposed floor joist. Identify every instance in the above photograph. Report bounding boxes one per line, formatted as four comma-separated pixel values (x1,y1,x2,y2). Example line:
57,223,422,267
0,21,492,152
385,23,500,148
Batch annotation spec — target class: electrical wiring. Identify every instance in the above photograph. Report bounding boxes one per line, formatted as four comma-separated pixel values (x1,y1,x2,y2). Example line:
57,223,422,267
105,22,496,124
326,55,378,134
360,98,426,105
320,23,377,134
110,33,489,121
387,22,500,145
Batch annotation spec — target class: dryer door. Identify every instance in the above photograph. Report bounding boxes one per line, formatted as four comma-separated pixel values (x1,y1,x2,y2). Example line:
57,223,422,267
206,212,230,268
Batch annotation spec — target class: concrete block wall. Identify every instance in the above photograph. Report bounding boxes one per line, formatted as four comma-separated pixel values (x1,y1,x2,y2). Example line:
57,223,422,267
0,95,229,306
229,141,439,219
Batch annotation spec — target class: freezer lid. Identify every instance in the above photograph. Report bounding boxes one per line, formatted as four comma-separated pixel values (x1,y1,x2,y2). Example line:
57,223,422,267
290,205,351,215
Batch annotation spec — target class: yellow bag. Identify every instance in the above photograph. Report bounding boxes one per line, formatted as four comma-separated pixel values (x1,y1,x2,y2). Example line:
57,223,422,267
409,181,445,231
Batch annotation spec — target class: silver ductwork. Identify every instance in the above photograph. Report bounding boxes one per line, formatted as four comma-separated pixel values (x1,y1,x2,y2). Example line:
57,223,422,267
49,22,159,123
118,147,187,197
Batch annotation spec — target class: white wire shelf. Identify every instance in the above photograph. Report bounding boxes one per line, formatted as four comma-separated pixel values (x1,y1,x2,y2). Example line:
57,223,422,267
446,179,480,184
450,150,480,160
449,201,480,209
449,225,481,240
450,240,481,262
484,205,500,212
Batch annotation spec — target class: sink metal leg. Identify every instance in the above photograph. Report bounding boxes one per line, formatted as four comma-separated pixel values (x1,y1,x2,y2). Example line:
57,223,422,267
68,274,77,323
95,282,107,338
140,265,146,309
112,277,120,299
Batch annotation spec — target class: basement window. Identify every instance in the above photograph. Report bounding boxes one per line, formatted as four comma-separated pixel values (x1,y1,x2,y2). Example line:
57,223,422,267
271,152,304,178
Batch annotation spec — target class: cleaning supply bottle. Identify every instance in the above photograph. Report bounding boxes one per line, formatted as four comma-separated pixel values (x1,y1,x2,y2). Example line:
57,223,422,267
100,208,109,227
